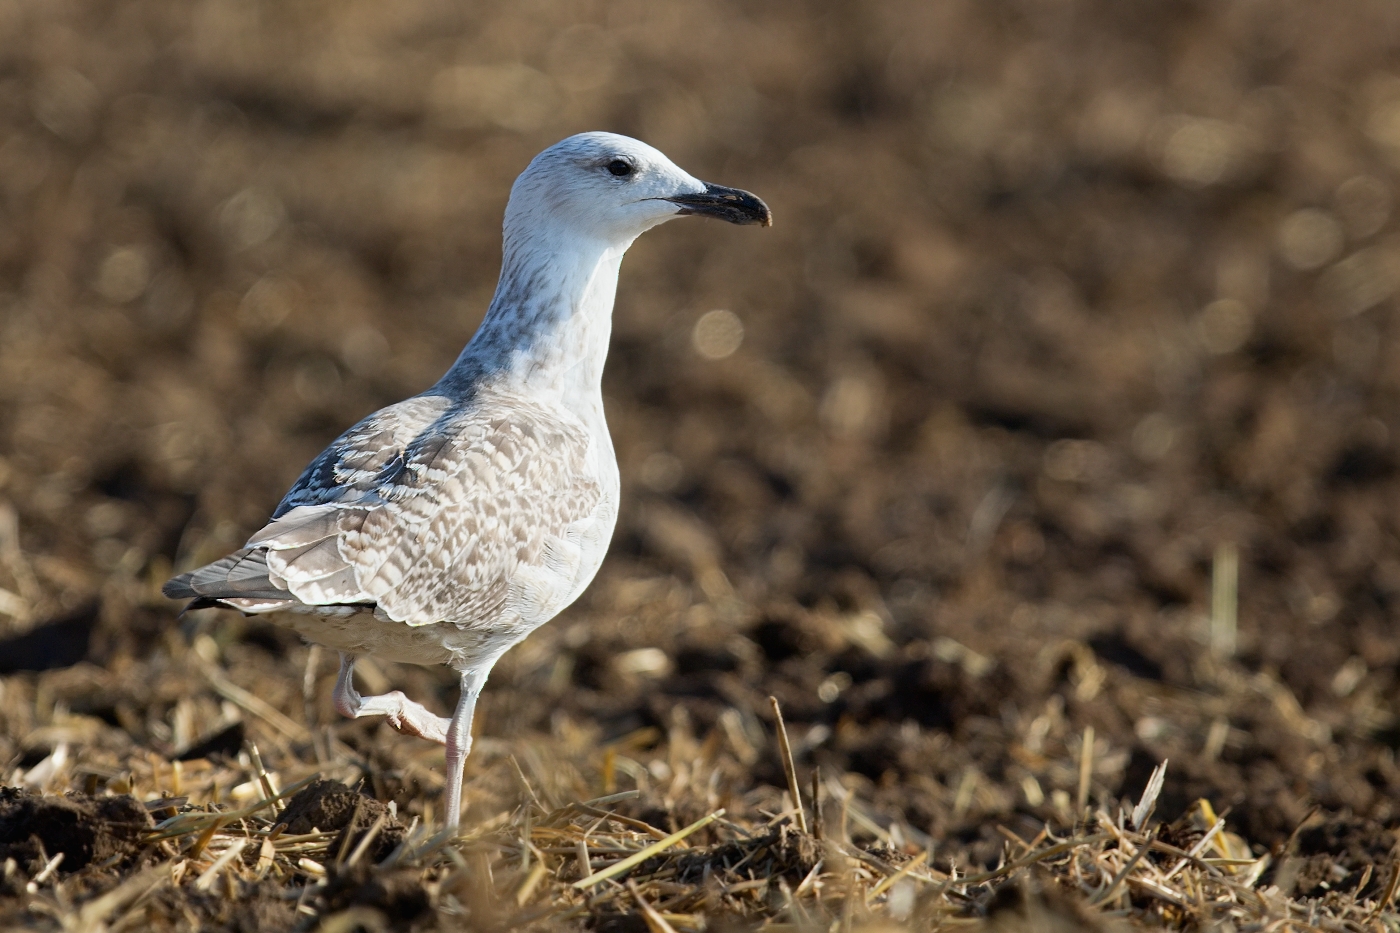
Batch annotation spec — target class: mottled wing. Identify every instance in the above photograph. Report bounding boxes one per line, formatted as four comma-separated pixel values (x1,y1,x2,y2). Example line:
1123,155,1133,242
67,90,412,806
246,390,603,628
163,395,449,606
274,395,455,514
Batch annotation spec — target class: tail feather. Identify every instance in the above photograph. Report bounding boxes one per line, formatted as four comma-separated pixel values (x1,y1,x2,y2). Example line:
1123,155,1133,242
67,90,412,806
163,548,292,602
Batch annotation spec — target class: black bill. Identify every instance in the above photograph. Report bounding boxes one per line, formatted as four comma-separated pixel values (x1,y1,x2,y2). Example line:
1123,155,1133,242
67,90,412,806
667,182,772,226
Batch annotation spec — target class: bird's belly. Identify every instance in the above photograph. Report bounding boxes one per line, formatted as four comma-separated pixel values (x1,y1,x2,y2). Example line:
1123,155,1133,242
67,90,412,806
276,608,493,668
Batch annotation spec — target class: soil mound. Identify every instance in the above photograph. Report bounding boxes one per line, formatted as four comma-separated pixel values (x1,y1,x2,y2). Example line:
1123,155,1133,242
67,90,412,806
0,788,152,872
276,779,407,864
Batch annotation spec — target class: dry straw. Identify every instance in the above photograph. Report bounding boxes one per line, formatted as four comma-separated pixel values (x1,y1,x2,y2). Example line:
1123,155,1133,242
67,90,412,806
8,682,1400,931
769,695,808,834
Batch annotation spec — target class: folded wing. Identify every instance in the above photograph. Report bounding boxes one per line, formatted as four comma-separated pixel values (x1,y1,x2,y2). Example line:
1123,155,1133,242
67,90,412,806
164,389,603,629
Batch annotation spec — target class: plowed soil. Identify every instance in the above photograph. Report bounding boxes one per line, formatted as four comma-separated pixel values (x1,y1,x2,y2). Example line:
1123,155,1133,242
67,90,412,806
1,0,1400,929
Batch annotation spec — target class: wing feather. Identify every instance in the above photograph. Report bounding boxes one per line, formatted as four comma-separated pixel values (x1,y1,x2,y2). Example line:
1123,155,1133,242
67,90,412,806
190,387,603,627
163,548,289,601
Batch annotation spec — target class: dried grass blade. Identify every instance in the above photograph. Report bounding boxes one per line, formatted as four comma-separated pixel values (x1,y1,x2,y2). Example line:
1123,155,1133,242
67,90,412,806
1351,863,1373,907
1211,542,1238,658
75,865,165,933
146,773,321,841
1124,873,1190,909
185,818,225,861
26,851,64,892
516,861,548,906
1163,818,1225,881
571,803,669,841
575,789,642,809
778,876,814,927
795,859,824,898
823,777,890,844
255,836,276,880
1088,837,1153,906
1222,853,1272,891
996,825,1031,854
334,797,365,866
510,754,545,811
627,879,680,933
346,813,387,868
0,586,27,621
401,825,460,864
866,851,928,903
1077,725,1095,815
194,838,248,892
1132,759,1167,830
376,818,423,871
720,877,769,896
1371,860,1400,921
297,857,326,878
577,835,593,881
769,696,808,834
572,809,725,889
245,741,279,813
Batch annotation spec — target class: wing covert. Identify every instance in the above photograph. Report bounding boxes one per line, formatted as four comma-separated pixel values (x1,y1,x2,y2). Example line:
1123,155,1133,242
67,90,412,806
251,390,604,628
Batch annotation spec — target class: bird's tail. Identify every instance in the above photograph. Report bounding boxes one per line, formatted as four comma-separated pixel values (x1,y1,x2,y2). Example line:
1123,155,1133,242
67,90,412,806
163,548,297,608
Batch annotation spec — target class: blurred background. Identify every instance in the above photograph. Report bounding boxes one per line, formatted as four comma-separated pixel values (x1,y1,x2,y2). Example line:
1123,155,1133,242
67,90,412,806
2,0,1400,880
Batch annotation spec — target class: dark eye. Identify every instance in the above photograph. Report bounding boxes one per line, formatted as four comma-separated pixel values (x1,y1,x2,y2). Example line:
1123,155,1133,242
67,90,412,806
606,159,633,177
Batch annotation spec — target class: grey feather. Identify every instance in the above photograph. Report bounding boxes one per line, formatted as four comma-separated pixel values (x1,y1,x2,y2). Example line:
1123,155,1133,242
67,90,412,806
162,548,290,601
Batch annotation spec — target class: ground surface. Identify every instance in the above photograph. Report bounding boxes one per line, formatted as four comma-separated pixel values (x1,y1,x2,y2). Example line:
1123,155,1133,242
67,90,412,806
0,0,1399,929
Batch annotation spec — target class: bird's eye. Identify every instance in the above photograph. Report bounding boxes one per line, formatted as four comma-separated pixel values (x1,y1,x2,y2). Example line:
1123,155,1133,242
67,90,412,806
606,159,633,177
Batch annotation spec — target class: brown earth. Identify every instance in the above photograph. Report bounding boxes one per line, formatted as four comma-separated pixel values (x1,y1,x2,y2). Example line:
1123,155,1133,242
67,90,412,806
1,0,1399,928
0,788,153,873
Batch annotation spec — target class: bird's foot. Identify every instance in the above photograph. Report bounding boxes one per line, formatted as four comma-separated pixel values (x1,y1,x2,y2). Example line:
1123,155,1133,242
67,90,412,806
368,691,451,744
332,664,450,744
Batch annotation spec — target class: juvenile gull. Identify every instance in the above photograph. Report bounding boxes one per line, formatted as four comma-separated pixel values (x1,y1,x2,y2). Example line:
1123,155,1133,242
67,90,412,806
164,133,769,827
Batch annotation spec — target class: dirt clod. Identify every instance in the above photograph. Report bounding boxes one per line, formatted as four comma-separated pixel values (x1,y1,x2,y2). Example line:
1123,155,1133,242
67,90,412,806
320,868,433,925
276,779,406,865
1287,815,1398,897
0,788,152,872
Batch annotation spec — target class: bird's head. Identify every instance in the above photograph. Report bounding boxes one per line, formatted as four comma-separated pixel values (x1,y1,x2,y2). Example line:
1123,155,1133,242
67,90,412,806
505,132,771,247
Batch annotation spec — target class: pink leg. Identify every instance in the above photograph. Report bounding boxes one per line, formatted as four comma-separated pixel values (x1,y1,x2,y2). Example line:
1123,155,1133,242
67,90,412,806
442,667,488,829
332,652,450,745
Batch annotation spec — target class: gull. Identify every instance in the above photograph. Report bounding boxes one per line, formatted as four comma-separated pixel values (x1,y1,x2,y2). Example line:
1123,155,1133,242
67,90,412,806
164,132,771,827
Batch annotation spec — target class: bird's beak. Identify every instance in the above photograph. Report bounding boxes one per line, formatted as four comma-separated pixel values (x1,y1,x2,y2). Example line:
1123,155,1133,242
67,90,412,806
667,182,772,226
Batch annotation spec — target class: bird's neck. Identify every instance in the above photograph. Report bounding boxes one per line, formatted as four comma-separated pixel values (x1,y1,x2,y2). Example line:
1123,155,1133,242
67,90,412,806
444,231,628,404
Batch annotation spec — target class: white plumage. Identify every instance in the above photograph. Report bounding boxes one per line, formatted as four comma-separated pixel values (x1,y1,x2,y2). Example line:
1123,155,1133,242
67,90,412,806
165,132,771,827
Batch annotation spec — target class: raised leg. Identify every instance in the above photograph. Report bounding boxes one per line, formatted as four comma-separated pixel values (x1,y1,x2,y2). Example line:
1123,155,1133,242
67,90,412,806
442,667,489,829
332,652,451,745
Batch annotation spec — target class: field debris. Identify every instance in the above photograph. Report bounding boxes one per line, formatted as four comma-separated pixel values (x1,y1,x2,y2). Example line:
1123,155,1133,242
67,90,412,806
0,694,1397,931
0,0,1399,929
